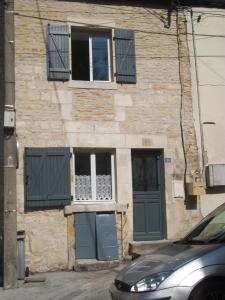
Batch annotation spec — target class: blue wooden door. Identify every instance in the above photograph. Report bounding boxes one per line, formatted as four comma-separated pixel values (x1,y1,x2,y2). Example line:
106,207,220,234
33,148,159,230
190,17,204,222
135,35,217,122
132,150,165,241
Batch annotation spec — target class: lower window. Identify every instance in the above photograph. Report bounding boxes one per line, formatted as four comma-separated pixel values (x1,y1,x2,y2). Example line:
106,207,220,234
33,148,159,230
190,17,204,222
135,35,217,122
74,151,115,201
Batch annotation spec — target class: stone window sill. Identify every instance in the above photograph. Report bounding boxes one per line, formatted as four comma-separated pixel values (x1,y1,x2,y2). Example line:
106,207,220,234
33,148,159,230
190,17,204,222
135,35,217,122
64,202,128,215
68,80,117,90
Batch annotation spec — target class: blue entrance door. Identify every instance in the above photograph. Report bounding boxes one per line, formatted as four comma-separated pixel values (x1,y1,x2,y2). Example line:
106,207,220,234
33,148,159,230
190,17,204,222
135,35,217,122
132,150,166,241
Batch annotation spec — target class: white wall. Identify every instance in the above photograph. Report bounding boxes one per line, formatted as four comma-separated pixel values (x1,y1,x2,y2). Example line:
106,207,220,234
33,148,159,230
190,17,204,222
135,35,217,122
187,7,225,216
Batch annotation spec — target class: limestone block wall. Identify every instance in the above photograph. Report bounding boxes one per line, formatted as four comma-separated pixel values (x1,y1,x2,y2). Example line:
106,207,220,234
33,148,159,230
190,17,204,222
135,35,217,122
25,210,68,273
14,0,202,272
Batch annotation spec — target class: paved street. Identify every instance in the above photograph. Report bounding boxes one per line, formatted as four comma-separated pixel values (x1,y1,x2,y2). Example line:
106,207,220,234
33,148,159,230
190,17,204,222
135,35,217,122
0,266,124,300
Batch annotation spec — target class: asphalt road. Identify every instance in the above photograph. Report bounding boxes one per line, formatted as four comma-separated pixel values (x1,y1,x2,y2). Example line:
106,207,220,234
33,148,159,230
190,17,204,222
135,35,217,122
0,266,123,300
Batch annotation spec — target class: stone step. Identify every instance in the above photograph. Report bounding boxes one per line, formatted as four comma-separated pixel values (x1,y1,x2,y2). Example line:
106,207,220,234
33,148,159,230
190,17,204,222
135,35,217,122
74,259,121,272
129,240,173,257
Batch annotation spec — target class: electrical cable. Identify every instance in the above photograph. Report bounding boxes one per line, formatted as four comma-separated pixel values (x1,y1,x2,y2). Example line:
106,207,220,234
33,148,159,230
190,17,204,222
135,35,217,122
176,9,188,202
12,11,225,39
189,8,205,176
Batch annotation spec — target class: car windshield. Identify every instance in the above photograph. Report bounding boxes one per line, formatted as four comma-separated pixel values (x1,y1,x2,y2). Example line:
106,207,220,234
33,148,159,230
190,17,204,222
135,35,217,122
177,204,225,245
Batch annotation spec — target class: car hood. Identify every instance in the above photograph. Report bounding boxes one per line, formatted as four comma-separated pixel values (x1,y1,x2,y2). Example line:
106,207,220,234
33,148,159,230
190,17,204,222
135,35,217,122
116,242,221,286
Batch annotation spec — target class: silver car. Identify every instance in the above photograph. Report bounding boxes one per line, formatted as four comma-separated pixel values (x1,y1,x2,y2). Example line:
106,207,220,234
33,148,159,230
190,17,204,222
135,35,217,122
110,203,225,300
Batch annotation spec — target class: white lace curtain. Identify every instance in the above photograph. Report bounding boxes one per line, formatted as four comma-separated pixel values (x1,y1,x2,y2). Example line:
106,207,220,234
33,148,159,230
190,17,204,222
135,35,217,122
75,175,112,201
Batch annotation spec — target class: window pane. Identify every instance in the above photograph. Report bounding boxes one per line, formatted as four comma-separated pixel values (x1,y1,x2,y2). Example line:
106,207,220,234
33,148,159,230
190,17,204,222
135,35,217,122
92,37,109,81
96,153,111,175
145,156,158,191
75,153,91,200
76,153,90,175
72,39,90,81
96,153,112,201
132,154,158,192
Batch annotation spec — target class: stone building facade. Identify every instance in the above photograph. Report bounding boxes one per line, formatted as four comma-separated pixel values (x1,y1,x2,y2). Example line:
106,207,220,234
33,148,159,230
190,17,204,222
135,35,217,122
15,0,202,272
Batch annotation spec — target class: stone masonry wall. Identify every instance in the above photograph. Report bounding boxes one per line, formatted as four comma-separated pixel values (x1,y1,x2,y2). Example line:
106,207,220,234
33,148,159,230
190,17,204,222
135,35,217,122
15,0,202,272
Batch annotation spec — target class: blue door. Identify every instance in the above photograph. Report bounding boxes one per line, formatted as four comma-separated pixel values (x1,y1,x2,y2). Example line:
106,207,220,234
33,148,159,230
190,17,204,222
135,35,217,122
132,150,166,241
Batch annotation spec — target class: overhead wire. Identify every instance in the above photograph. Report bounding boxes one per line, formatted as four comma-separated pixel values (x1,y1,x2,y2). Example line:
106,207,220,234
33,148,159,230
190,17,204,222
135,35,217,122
12,11,225,40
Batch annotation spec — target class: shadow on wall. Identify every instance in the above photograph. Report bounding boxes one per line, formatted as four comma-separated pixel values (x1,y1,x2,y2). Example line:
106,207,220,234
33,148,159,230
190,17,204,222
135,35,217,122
185,186,225,211
185,196,197,210
206,187,225,195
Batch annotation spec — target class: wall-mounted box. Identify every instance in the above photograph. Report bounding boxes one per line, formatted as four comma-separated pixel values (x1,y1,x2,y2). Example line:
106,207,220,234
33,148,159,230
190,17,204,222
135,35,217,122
4,106,16,128
173,180,184,198
206,164,225,187
187,181,205,196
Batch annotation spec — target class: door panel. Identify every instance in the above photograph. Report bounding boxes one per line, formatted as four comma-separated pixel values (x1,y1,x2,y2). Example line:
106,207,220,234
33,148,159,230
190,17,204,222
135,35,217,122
132,151,165,241
96,214,118,261
75,213,118,260
75,213,96,259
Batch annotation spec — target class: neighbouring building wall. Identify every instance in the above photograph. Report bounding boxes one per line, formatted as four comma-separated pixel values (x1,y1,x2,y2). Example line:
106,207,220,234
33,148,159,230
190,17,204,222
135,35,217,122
15,0,201,272
187,7,225,217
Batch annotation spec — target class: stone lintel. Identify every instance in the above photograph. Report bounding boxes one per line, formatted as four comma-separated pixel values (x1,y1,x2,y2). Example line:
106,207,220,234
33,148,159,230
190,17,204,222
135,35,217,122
66,133,168,149
64,202,128,215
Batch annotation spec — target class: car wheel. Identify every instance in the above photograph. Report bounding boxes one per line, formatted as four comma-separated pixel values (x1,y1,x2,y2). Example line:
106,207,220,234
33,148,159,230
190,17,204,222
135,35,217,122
190,281,225,300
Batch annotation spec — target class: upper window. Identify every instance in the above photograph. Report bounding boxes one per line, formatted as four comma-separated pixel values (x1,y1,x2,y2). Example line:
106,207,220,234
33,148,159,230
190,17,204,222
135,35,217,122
71,29,112,82
47,24,136,84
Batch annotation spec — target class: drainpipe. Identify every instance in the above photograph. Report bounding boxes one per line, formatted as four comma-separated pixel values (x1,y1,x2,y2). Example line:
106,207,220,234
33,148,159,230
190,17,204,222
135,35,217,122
3,0,17,288
190,8,205,174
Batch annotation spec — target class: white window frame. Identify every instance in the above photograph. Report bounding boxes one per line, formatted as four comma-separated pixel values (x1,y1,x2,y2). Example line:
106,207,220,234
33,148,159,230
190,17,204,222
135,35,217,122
71,28,112,83
74,151,115,203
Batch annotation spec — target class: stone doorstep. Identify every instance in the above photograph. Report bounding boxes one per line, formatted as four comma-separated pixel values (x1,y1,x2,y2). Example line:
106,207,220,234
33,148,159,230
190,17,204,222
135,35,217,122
74,259,121,272
129,240,174,257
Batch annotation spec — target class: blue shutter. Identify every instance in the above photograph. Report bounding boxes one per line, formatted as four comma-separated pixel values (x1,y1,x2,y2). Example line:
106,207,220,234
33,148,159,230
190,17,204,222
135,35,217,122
25,147,71,208
115,29,136,84
96,214,118,261
75,213,96,259
47,24,70,81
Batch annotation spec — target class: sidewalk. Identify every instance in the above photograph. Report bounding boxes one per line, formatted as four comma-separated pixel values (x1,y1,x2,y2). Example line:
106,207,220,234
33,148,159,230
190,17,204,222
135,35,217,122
0,266,124,300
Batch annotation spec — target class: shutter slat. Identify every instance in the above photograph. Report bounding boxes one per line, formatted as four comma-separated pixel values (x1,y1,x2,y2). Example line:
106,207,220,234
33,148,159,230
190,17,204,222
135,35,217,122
47,24,70,81
115,29,136,84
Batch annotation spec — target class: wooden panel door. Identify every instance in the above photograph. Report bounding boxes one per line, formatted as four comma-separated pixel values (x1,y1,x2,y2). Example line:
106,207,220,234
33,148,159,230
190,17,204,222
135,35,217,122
132,150,166,241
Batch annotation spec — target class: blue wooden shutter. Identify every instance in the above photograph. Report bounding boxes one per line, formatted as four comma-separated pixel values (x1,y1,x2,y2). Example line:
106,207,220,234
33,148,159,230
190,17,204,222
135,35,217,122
96,214,118,261
75,213,96,259
25,147,71,208
115,29,136,84
47,24,70,81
